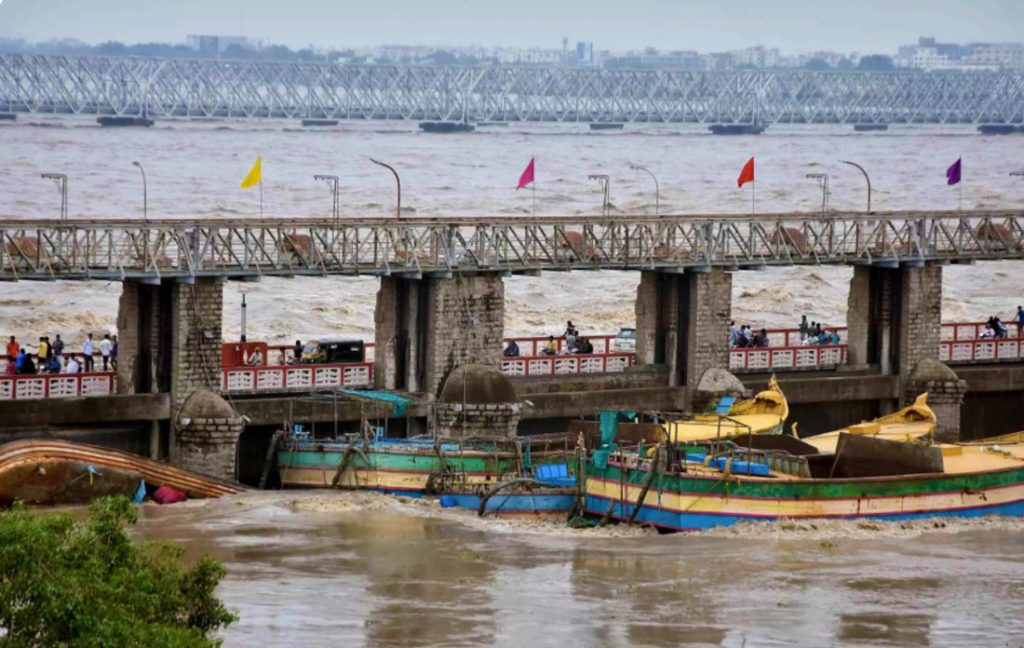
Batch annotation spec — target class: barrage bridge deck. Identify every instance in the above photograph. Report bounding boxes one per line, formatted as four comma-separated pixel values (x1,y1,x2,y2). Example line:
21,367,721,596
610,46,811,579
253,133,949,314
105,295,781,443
2,210,1022,281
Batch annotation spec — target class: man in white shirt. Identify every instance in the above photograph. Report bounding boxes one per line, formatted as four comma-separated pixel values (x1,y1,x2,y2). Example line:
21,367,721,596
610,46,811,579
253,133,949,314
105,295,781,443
65,356,81,374
99,334,113,371
83,334,94,372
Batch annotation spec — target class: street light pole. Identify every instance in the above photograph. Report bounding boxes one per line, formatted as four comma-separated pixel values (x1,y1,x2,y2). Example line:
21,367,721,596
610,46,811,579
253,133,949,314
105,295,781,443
839,160,872,214
369,159,401,219
805,173,829,216
313,174,339,224
628,163,659,217
131,161,148,223
588,174,611,217
40,173,68,220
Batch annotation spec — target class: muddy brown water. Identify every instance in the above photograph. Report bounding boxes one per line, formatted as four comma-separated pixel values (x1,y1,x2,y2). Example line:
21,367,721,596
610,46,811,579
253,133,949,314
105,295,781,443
130,491,1024,647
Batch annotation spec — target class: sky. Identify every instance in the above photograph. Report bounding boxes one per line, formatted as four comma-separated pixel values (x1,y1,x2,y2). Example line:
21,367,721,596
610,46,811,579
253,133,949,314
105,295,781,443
0,0,1022,54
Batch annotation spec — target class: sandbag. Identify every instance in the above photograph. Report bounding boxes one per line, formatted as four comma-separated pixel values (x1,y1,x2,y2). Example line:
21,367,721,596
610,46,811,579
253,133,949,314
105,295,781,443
152,485,187,505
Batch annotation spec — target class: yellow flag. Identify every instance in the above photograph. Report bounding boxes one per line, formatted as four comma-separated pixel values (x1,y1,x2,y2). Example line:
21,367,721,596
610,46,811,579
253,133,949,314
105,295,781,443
240,157,262,189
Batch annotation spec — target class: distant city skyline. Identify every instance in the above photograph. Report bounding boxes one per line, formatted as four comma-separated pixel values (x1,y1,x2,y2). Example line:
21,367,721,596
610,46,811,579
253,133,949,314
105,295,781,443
1,0,1023,55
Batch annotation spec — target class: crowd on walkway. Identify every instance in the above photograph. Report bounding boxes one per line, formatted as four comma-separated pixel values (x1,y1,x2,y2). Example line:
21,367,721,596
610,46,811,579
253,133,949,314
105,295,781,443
4,333,117,375
503,320,595,358
728,315,841,349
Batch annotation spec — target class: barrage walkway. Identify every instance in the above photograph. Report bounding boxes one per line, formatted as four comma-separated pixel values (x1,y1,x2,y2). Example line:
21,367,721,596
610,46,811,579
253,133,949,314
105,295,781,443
2,210,1023,281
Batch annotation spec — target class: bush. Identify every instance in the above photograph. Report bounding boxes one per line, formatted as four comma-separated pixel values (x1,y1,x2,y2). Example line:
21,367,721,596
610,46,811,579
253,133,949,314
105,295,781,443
0,496,236,647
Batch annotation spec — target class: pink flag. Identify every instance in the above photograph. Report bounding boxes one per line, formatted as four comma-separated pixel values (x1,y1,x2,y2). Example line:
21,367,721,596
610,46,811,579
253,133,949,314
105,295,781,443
516,157,535,190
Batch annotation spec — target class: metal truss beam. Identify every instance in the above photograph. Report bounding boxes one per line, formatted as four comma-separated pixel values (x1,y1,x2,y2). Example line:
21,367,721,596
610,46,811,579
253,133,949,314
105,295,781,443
0,210,1021,281
1,55,1022,124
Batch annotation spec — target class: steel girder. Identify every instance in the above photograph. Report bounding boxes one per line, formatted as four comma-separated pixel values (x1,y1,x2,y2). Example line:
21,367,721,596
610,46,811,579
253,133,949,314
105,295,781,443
0,211,1021,281
1,54,1023,124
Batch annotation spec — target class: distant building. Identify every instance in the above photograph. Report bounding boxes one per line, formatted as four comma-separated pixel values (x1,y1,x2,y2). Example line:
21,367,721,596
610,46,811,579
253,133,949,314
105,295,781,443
186,35,260,56
575,41,593,66
728,45,781,68
894,37,1019,71
963,42,1024,70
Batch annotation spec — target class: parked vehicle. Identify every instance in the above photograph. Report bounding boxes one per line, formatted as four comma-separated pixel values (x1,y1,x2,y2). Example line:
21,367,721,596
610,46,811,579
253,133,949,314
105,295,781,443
611,327,636,353
300,339,365,364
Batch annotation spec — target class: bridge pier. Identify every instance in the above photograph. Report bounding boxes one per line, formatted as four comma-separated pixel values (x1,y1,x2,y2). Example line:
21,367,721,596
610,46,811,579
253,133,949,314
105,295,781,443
117,277,238,476
635,267,732,397
375,272,504,398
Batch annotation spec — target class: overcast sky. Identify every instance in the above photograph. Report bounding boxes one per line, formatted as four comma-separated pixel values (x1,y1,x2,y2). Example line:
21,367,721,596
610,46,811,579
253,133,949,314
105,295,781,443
1,0,1022,53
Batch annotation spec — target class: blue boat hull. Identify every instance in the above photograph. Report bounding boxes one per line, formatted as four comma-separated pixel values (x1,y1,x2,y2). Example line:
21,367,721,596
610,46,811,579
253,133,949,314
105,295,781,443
442,491,576,516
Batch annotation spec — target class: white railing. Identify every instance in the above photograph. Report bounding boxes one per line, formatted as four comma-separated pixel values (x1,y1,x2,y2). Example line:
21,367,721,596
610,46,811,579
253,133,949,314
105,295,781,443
500,353,635,378
222,362,374,393
0,372,115,400
940,339,1024,364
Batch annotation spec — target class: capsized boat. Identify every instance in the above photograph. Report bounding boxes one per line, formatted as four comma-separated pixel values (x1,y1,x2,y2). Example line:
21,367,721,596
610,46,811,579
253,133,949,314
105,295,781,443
0,439,242,506
662,375,789,443
584,394,1024,531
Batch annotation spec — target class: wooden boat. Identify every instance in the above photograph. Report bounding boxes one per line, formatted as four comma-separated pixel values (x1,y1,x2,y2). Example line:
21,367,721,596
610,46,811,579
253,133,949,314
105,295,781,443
438,462,577,518
977,124,1019,135
277,433,574,496
708,123,766,135
0,439,242,506
661,376,789,443
589,122,624,130
583,394,1024,531
853,123,889,131
301,118,339,127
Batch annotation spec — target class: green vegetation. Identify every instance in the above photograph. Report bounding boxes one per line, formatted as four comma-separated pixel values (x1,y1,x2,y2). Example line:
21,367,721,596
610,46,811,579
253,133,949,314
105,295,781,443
0,496,236,647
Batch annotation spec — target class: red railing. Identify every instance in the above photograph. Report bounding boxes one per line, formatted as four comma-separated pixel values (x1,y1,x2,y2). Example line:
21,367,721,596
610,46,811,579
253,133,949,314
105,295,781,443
730,345,847,371
940,338,1024,364
0,372,115,400
221,362,374,392
500,352,635,377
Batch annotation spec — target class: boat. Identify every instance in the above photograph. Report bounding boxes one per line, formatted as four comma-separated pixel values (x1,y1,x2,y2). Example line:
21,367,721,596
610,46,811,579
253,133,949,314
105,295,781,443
661,375,789,443
0,113,15,121
583,394,1024,531
276,429,575,496
475,121,508,127
418,121,475,134
589,122,624,131
853,123,889,132
438,462,578,518
97,115,155,127
301,118,339,127
977,124,1019,135
708,123,766,135
0,439,242,506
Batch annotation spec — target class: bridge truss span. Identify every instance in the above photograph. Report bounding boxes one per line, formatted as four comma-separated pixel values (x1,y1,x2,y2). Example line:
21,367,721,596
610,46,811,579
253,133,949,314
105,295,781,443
0,211,1021,281
1,55,1023,124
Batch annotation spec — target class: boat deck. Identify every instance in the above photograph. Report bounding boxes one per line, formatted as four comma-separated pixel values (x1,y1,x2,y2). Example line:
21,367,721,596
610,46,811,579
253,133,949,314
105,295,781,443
803,422,934,453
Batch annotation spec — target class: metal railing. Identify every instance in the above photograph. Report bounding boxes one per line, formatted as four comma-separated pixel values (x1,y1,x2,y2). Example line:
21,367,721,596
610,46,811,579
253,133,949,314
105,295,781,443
1,211,1022,281
0,372,115,400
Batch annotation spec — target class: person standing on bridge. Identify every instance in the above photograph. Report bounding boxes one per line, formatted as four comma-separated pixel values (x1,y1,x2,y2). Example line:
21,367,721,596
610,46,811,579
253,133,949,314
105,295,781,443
52,334,64,360
99,334,113,371
799,315,809,342
1017,306,1024,339
6,336,18,362
83,334,95,372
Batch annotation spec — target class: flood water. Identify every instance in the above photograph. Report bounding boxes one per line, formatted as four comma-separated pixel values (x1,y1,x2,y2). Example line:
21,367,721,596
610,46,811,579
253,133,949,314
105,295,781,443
133,491,1024,647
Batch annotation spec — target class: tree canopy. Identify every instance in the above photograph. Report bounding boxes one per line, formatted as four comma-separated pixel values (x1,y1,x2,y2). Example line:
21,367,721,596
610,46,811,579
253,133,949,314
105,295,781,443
0,496,236,647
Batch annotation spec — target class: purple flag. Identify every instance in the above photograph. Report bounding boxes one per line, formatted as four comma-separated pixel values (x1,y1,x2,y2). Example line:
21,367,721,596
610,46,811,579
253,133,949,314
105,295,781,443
946,157,962,185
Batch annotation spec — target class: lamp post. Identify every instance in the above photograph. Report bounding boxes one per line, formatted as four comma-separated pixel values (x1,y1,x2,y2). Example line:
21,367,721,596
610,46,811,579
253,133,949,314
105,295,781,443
628,163,659,217
588,174,610,217
805,173,829,216
313,174,339,224
369,159,401,219
40,173,67,220
839,160,872,214
131,161,148,223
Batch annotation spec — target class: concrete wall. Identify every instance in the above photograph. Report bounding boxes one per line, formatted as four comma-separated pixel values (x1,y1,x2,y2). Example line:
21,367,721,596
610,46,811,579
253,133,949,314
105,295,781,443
897,263,943,378
375,273,505,397
685,268,733,389
169,278,224,401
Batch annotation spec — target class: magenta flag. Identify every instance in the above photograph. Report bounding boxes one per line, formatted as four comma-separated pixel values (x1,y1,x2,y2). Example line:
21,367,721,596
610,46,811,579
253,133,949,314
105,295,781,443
946,157,962,185
516,157,535,190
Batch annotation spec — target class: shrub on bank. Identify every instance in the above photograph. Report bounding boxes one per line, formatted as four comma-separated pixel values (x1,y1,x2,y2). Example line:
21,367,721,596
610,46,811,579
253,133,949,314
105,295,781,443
0,496,237,647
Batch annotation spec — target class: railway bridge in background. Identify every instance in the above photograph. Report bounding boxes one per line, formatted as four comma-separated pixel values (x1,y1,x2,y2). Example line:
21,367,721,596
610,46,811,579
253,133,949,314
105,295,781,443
1,55,1023,125
1,209,1023,482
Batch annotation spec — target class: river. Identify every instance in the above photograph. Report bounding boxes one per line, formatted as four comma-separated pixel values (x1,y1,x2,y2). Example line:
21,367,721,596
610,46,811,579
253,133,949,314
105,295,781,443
133,491,1024,647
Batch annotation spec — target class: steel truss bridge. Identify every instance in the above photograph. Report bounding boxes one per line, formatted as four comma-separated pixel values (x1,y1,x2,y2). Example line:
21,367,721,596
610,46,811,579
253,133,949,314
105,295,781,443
1,55,1023,125
1,211,1022,281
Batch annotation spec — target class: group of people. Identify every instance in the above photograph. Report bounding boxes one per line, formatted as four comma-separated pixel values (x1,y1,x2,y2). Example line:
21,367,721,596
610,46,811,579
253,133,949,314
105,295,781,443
503,321,595,357
729,323,770,349
799,315,841,345
5,333,117,375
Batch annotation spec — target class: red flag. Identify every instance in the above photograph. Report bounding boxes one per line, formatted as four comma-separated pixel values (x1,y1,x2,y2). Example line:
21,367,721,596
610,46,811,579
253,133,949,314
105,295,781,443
516,157,535,190
737,156,755,188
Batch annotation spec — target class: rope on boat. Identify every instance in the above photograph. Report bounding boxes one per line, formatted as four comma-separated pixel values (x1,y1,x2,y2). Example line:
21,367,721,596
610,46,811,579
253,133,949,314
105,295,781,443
627,443,664,526
259,429,285,490
477,478,548,517
330,439,368,488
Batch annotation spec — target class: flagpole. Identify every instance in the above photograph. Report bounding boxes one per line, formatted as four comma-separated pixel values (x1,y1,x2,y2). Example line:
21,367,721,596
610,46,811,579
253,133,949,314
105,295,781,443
958,155,963,211
751,179,755,216
533,155,537,216
259,179,264,218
